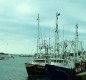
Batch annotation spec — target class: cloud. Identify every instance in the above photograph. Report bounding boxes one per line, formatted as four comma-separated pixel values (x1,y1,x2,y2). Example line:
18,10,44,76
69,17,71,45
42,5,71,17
0,0,86,54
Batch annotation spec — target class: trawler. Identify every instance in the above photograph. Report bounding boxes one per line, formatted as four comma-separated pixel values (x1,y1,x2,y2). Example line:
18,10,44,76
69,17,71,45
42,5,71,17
25,14,51,76
45,13,86,80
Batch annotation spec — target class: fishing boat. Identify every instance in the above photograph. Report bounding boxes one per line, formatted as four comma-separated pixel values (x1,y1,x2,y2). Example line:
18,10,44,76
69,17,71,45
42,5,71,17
45,13,86,80
25,14,51,76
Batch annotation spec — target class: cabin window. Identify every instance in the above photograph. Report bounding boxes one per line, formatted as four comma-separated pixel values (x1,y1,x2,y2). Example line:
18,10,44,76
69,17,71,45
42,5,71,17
59,60,61,63
54,60,56,62
51,60,54,62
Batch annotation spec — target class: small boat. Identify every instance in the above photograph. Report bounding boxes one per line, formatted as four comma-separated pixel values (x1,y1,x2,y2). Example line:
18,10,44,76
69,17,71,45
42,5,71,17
0,52,9,60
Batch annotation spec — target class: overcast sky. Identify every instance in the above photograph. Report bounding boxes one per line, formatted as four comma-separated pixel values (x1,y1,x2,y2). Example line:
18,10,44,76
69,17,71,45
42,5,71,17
0,0,86,54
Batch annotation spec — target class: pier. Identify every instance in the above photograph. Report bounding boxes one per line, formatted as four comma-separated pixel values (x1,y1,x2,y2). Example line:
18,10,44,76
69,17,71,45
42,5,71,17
76,72,86,80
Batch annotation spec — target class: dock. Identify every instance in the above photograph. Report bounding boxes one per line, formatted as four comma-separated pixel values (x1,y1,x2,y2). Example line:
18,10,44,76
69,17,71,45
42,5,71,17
76,72,86,80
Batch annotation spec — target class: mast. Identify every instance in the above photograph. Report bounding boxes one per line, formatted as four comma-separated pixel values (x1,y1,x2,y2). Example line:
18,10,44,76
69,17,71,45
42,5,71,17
49,28,51,49
80,41,83,54
75,24,79,59
55,12,60,54
37,13,40,54
62,26,64,53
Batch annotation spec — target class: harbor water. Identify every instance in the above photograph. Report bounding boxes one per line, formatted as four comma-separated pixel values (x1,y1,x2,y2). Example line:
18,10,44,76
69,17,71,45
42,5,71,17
0,56,38,80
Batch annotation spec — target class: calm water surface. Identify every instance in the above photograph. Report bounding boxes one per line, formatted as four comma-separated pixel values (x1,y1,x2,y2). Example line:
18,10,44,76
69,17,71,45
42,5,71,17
0,56,49,80
0,56,32,80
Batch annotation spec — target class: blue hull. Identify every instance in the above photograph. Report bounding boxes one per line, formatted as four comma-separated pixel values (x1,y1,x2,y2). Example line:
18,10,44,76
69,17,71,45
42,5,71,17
45,64,76,80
